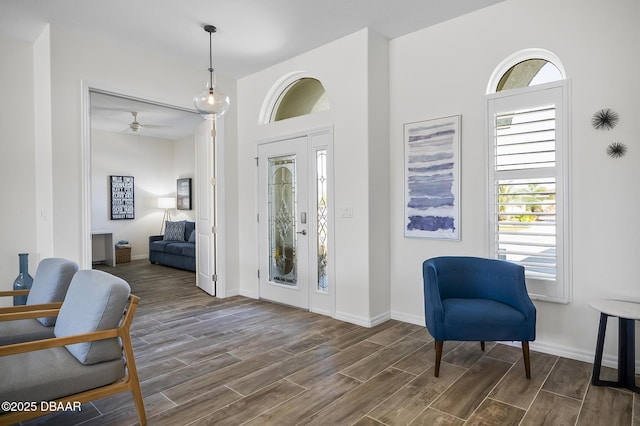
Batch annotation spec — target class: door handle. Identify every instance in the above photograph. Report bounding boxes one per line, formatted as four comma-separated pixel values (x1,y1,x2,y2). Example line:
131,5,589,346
297,230,307,236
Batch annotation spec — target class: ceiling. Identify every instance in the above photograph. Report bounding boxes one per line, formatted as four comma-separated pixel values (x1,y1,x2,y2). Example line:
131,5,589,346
90,92,203,140
1,0,504,139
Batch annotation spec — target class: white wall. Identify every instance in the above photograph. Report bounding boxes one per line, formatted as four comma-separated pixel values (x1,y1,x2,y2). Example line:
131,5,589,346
0,35,37,304
389,0,640,363
91,130,194,261
46,26,237,276
237,29,378,323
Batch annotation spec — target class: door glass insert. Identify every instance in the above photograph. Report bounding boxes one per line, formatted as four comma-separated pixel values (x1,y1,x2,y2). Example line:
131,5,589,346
316,149,328,292
269,156,297,285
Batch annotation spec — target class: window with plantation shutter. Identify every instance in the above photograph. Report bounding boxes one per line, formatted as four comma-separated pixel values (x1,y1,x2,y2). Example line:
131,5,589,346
487,81,571,303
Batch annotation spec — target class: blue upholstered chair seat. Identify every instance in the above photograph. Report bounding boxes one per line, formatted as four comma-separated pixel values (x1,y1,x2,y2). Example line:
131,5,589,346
442,299,528,341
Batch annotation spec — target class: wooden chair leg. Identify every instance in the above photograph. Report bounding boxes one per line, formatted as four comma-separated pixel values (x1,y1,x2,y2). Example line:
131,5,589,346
522,341,531,379
480,341,485,351
434,340,443,377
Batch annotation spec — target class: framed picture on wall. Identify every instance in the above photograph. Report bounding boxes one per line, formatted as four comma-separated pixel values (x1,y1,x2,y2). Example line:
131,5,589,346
404,115,461,240
177,178,192,210
110,175,135,220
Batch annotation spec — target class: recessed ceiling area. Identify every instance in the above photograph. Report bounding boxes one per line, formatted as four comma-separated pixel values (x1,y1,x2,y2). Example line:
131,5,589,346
90,92,203,140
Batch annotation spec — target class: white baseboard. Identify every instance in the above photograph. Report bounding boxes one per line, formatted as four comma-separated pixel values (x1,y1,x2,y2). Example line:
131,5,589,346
390,311,424,326
334,310,390,328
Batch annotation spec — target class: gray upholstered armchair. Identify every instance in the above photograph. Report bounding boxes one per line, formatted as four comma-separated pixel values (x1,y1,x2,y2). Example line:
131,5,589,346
0,269,146,425
0,257,78,345
423,256,536,378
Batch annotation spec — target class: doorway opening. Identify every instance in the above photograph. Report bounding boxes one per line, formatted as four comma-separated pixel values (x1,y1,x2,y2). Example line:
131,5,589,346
81,84,223,296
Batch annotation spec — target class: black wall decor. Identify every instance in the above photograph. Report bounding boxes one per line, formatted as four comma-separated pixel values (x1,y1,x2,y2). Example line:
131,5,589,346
110,175,135,220
591,108,619,130
177,178,192,210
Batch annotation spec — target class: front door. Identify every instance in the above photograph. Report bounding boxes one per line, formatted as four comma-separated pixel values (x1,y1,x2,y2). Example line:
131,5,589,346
258,137,309,309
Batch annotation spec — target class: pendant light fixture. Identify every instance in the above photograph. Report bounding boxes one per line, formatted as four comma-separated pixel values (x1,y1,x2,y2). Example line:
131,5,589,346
193,24,229,120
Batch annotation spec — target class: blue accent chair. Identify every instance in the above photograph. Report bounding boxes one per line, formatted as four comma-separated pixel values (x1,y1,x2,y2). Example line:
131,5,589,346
423,256,536,378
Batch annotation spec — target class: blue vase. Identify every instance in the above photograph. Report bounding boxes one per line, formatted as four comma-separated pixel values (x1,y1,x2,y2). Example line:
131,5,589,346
13,253,34,306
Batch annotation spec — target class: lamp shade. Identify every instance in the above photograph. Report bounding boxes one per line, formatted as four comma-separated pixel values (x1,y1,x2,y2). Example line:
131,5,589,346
157,197,176,209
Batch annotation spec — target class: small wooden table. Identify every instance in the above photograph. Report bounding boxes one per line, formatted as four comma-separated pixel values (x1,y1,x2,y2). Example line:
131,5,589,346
589,299,640,393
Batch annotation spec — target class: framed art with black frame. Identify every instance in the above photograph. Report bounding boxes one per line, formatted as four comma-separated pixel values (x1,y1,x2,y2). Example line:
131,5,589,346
177,178,192,210
110,175,135,220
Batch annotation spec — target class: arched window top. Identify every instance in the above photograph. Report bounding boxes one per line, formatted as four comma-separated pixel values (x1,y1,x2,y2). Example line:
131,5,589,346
487,49,566,94
259,72,330,124
271,77,329,122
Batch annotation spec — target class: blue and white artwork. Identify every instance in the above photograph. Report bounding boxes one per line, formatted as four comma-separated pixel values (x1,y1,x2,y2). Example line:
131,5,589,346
404,115,460,240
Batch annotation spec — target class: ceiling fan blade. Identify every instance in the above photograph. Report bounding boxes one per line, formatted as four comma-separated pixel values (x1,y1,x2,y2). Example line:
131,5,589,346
143,124,173,128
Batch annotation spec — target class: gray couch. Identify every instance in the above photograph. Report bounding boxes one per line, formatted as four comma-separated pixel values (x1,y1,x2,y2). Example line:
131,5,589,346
148,221,196,272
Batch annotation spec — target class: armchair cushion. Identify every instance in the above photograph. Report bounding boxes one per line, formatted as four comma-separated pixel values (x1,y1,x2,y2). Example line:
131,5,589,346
25,258,79,326
0,319,55,345
0,346,125,404
54,270,130,365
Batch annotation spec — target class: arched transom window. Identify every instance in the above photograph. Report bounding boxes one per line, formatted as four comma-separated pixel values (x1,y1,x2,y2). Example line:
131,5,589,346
271,78,330,122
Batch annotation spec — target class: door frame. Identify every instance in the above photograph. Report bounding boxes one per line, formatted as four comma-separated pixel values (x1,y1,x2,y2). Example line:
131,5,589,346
80,81,226,296
256,126,335,317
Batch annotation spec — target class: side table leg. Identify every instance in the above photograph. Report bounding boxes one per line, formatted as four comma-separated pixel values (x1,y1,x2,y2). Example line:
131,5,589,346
621,318,637,391
591,313,608,385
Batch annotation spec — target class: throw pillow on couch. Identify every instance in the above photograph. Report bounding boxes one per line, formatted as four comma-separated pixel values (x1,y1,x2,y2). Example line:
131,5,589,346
164,221,185,241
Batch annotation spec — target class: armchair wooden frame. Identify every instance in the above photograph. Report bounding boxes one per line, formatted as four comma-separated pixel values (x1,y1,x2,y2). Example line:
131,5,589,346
0,295,146,426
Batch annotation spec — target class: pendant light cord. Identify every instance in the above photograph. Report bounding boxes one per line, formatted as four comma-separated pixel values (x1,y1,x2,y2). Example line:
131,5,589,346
208,29,214,89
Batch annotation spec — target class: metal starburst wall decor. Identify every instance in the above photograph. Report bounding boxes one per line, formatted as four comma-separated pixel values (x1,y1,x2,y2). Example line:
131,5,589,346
606,142,627,158
591,108,619,130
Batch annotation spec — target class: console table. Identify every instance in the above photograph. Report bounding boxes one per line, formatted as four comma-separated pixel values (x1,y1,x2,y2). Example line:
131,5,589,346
589,299,640,393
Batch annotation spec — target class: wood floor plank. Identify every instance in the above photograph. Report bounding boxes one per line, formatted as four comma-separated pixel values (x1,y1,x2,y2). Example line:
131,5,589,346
520,390,581,426
342,336,426,381
304,368,414,425
227,344,339,396
431,357,512,420
368,363,466,425
162,349,289,405
392,342,436,375
577,385,633,425
489,350,558,409
287,340,384,388
185,380,305,426
465,398,525,425
542,357,592,400
366,321,424,346
442,341,496,368
243,374,362,426
148,384,243,426
408,408,465,425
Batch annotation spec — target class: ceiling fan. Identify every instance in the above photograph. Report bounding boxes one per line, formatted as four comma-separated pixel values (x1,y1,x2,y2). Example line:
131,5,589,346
128,111,170,133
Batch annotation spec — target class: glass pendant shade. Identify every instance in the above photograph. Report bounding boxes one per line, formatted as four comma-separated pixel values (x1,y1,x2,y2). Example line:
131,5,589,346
194,80,229,120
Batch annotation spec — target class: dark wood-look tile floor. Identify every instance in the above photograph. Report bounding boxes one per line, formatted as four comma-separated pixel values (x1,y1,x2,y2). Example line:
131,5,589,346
23,260,639,425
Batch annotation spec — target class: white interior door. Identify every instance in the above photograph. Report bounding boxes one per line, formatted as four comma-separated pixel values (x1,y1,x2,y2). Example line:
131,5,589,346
258,137,309,309
195,120,216,295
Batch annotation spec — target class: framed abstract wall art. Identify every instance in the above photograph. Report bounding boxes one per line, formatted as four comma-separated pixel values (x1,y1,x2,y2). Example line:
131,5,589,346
404,115,460,240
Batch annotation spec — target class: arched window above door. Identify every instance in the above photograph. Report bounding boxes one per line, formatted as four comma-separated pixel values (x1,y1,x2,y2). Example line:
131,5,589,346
271,77,329,122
